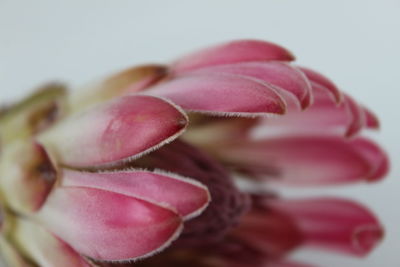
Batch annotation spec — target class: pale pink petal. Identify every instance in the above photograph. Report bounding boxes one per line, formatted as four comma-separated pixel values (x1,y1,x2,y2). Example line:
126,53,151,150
172,40,295,73
267,198,383,257
37,187,182,261
298,66,342,103
254,85,366,137
189,62,312,109
61,168,210,220
216,135,387,186
39,95,188,168
12,218,90,267
145,73,286,116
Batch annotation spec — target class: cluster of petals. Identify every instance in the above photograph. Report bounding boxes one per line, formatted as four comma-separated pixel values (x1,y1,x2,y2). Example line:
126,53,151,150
0,40,389,267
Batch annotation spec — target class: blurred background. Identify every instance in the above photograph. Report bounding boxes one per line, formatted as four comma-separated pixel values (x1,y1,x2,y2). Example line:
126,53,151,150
0,0,399,266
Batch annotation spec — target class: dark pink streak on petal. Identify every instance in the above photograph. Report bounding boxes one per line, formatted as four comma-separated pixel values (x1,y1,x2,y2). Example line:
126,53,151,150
267,198,383,257
38,187,182,261
61,169,210,220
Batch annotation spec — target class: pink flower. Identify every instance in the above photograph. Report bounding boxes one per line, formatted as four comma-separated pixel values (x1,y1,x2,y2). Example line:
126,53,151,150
0,40,389,267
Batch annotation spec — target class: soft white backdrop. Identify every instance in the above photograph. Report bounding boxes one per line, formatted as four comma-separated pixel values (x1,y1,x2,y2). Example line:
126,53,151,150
1,1,399,266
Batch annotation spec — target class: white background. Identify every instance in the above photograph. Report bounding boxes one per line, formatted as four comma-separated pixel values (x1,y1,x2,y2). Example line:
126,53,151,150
0,1,399,266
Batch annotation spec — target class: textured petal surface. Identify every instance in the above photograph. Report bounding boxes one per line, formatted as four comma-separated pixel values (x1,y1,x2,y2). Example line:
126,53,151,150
39,95,187,168
145,73,286,116
12,218,90,267
267,198,383,257
37,187,182,261
61,169,210,220
191,62,312,109
216,135,387,185
172,40,295,73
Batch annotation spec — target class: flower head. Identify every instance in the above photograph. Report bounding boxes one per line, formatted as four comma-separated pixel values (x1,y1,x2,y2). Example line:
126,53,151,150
0,40,389,267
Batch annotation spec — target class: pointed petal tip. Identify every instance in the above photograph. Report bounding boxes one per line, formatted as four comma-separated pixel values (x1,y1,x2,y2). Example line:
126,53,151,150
298,66,343,104
40,95,188,168
146,73,288,117
353,225,384,257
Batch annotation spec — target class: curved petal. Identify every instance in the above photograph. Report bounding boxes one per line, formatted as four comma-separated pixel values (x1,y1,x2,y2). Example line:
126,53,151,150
232,207,302,257
38,95,188,168
254,85,366,137
61,168,210,220
362,106,380,129
172,40,295,73
267,198,383,257
215,135,387,186
189,62,312,109
298,66,342,103
69,65,168,111
37,187,182,261
11,218,90,267
145,73,286,117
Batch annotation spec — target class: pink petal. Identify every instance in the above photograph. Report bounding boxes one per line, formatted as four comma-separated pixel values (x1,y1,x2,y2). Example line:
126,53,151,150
37,187,182,261
352,138,389,181
39,95,188,168
216,135,387,186
61,168,210,220
232,206,302,257
12,218,90,267
255,85,366,137
172,40,295,73
145,73,286,116
298,66,342,103
267,198,384,257
189,62,312,109
363,106,380,129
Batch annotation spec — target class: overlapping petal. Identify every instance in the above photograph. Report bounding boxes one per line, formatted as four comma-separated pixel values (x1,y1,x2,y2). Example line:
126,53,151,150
145,73,287,116
189,62,312,109
36,186,183,261
172,40,295,73
266,198,383,257
214,135,388,185
61,168,210,220
39,95,188,168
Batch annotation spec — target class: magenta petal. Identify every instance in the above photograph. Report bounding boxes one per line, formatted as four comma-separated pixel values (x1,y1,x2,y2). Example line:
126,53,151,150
39,95,188,168
298,66,342,103
267,198,384,257
342,94,366,137
145,73,286,116
352,138,389,181
217,135,387,186
61,169,210,220
232,206,302,257
363,106,380,129
37,187,182,261
172,40,295,73
190,62,312,109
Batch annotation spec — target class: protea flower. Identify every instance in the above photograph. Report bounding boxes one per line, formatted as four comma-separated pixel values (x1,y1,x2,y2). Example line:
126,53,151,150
0,40,389,267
